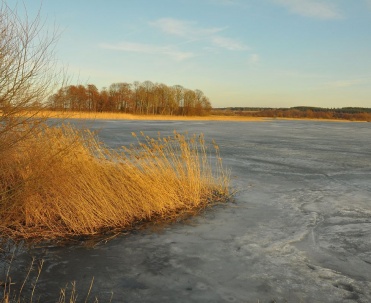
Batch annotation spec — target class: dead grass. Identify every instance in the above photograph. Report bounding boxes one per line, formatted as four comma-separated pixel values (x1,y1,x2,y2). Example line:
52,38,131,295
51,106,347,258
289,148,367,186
26,110,267,122
1,257,108,303
0,124,230,241
26,110,364,122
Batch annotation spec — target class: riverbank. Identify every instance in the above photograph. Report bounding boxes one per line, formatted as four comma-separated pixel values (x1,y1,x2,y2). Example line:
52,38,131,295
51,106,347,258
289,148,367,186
27,110,368,122
28,110,266,121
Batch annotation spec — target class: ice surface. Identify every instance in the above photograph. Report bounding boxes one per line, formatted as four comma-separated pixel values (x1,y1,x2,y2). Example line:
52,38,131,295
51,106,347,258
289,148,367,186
3,120,371,302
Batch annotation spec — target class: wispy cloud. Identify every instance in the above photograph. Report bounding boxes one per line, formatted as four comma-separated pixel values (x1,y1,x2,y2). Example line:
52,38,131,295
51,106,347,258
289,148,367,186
277,70,326,78
211,36,250,51
210,0,237,5
150,18,223,37
100,42,194,61
209,0,251,10
150,18,249,51
101,18,249,62
209,0,244,7
273,0,342,20
326,79,366,88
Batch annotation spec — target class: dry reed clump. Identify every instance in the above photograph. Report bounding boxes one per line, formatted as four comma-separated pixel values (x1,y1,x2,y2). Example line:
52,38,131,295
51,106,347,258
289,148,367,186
0,124,230,241
25,110,267,122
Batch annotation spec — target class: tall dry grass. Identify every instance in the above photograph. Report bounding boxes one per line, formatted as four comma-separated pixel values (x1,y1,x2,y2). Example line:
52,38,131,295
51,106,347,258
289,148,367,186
0,124,230,241
24,110,267,122
1,257,108,303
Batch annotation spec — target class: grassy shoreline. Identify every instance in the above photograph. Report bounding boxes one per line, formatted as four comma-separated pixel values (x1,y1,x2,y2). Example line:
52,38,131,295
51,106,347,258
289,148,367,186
0,124,230,242
28,110,267,121
26,110,368,122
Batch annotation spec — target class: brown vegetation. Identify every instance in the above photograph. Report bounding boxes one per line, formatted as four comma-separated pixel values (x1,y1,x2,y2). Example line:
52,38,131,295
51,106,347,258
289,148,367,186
47,82,212,116
26,110,267,121
213,107,371,122
0,124,230,241
252,108,371,121
1,257,106,303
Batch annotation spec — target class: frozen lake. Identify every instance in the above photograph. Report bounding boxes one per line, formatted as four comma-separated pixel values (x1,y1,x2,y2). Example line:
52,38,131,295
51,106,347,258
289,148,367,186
3,119,371,302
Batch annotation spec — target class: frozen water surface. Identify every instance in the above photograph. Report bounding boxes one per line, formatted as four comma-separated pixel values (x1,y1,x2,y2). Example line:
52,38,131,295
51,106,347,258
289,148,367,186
3,120,371,302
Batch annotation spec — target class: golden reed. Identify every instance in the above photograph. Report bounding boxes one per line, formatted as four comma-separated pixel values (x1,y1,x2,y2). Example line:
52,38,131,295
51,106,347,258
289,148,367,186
0,124,230,240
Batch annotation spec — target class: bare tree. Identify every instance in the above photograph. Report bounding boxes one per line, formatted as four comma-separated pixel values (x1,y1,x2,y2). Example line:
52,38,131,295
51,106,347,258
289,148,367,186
109,82,132,112
0,1,62,152
172,85,184,115
47,80,213,116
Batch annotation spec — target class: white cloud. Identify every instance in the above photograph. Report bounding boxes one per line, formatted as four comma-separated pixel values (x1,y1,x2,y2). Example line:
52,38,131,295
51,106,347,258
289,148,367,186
100,42,195,61
273,0,342,19
151,18,249,51
101,18,250,63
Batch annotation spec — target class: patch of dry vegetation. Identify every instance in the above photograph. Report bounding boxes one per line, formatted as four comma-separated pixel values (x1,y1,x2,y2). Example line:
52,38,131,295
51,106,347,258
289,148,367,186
26,110,268,121
0,124,230,241
1,257,107,303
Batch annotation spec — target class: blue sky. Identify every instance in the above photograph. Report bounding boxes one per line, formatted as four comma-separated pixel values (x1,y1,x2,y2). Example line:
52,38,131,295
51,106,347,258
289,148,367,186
9,0,371,108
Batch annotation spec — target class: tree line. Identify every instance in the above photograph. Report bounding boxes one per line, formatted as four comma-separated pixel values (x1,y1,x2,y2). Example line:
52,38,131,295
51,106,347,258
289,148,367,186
47,81,212,116
252,108,371,121
213,107,371,121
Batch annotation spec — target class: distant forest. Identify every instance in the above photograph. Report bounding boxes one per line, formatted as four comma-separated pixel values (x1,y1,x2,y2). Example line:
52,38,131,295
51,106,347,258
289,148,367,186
47,81,212,116
213,106,371,121
47,83,371,121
